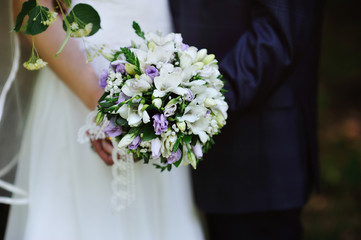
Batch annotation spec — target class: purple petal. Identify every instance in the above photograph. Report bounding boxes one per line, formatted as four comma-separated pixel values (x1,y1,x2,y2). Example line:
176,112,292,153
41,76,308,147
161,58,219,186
146,66,159,81
128,135,141,150
99,69,108,89
152,114,168,135
167,149,182,164
181,43,189,51
104,119,123,138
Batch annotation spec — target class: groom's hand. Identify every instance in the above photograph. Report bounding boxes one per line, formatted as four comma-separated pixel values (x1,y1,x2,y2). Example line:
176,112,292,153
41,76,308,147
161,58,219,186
90,139,114,166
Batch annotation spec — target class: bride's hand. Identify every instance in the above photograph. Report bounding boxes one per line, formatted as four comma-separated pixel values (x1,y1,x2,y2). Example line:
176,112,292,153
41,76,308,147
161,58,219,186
91,139,114,165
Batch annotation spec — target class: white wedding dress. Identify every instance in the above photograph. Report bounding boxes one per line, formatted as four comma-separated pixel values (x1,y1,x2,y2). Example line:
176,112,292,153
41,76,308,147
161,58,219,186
5,0,204,239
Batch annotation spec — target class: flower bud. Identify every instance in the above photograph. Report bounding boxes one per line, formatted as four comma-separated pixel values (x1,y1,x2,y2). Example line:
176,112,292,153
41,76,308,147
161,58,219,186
187,150,197,169
215,110,226,128
176,121,186,132
203,54,215,65
141,104,149,111
196,49,207,61
152,98,162,109
192,141,203,159
125,63,136,75
118,134,135,149
204,98,217,108
101,52,114,61
95,112,104,125
193,62,204,70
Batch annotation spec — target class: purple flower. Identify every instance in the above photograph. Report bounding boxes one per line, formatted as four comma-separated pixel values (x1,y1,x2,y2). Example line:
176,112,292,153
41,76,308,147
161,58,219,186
117,92,129,104
192,141,203,159
152,114,168,135
104,119,123,138
185,89,194,102
151,138,161,159
99,69,108,89
146,66,159,80
167,149,182,164
111,62,125,74
128,135,141,150
181,43,190,51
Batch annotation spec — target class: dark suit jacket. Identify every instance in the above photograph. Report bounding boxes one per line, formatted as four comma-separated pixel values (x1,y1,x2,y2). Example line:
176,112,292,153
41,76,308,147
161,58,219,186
170,0,323,213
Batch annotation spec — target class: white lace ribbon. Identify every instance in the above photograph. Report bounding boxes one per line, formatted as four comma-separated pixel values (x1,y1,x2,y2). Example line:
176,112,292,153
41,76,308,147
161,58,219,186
78,111,135,211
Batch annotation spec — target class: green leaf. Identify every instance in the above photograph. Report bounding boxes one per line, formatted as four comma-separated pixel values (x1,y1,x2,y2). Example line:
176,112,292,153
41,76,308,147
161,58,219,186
98,92,108,103
174,158,182,168
128,126,142,136
25,6,50,35
13,0,37,32
142,124,157,141
64,0,72,8
115,117,129,127
167,164,172,171
119,47,142,75
63,3,101,37
132,21,145,39
98,100,115,108
191,136,198,146
183,135,192,144
172,138,181,152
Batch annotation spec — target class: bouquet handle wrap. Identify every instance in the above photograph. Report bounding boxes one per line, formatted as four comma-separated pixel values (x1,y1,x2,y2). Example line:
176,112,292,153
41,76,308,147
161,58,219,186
111,140,135,211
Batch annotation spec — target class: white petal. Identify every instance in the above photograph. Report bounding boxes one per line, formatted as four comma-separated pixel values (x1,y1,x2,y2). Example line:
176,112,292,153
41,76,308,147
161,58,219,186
117,104,129,119
128,112,142,127
142,110,150,123
118,134,135,148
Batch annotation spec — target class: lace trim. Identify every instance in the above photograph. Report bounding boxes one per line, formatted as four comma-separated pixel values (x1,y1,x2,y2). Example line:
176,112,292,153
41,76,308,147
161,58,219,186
78,110,135,211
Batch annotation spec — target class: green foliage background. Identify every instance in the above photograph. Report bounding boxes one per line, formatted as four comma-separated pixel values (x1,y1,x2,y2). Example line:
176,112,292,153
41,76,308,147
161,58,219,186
303,0,361,239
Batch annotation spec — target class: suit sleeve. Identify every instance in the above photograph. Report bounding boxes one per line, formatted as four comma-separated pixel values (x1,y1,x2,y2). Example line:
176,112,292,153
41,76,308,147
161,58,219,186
221,0,321,112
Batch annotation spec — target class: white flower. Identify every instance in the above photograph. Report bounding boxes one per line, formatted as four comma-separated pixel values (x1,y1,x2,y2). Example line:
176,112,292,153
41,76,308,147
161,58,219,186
177,101,210,143
138,103,150,124
153,64,188,97
161,130,178,158
177,101,207,123
121,77,151,97
117,104,142,127
188,117,210,143
179,46,198,69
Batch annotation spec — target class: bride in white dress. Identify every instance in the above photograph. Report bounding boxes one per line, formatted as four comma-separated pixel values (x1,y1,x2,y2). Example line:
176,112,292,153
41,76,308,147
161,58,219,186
5,0,204,239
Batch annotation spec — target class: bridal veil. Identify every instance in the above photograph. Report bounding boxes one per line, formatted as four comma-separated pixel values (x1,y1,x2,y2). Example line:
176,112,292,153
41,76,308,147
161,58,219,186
0,0,36,204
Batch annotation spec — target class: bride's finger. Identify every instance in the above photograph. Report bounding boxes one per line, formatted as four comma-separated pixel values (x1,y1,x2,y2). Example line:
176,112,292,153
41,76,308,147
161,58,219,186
91,139,114,165
101,139,114,155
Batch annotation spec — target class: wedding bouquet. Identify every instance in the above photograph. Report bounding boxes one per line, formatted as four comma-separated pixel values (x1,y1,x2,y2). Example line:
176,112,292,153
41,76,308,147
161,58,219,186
88,22,228,171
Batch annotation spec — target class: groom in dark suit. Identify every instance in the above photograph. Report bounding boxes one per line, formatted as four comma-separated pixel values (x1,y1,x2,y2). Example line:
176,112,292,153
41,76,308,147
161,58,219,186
169,0,323,239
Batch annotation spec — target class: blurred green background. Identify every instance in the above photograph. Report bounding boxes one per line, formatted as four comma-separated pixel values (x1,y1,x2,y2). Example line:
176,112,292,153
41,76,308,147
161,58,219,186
302,0,361,239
